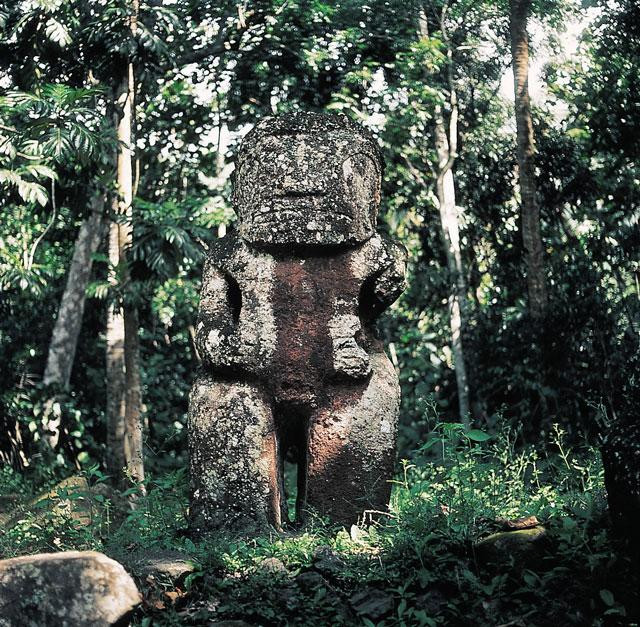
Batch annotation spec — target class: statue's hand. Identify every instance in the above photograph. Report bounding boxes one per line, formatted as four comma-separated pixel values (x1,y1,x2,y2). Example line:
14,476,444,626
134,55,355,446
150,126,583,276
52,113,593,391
198,324,240,366
333,338,371,379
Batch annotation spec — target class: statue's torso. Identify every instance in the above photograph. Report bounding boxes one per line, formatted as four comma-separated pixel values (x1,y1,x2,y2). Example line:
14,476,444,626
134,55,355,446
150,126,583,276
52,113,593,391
211,233,388,406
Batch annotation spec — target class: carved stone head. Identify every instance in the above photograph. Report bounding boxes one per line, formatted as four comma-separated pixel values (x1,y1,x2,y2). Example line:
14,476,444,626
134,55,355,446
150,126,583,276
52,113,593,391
233,112,383,247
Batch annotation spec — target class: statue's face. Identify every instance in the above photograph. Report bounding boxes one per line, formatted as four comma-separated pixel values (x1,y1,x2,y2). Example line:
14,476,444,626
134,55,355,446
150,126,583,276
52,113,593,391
234,126,381,247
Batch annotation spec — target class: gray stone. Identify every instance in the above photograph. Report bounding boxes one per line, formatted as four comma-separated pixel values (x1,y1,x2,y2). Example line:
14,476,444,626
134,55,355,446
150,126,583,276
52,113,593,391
312,545,345,576
295,570,327,591
0,550,141,626
127,548,195,584
258,557,288,575
415,587,448,616
349,587,394,619
188,112,406,533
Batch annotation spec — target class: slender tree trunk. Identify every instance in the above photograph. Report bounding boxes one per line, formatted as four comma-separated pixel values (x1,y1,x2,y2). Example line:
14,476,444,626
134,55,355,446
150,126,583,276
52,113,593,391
106,154,126,477
509,0,547,318
434,106,470,425
106,0,145,491
44,201,105,389
124,303,144,485
42,193,106,448
419,5,470,424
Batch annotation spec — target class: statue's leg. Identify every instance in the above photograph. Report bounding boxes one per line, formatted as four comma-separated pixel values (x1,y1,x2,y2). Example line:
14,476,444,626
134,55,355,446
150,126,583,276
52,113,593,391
188,374,282,533
305,352,400,526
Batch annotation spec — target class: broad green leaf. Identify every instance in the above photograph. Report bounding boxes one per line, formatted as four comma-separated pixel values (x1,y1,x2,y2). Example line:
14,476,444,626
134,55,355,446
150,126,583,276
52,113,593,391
45,17,72,47
466,429,491,442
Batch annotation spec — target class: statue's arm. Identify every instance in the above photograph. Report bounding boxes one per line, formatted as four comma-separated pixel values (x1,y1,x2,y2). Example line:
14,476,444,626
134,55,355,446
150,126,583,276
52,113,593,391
194,257,248,374
329,298,372,380
329,236,406,380
363,235,407,320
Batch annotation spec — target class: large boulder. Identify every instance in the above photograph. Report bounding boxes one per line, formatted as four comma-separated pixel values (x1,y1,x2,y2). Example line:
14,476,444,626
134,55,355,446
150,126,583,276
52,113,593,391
0,551,141,626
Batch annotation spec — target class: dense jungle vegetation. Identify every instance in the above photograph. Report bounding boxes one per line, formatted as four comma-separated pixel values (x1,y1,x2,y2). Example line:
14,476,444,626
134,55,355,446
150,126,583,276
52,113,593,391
0,0,638,624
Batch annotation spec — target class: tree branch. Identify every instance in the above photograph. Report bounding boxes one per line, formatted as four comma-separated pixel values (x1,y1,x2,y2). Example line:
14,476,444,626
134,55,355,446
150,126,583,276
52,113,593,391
26,178,57,272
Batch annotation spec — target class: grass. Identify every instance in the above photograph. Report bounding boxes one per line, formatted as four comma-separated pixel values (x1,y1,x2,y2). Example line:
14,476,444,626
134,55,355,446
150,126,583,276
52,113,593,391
0,420,637,626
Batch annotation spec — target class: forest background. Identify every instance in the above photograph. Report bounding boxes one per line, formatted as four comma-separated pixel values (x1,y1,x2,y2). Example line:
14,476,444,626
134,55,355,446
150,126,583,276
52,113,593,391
0,0,638,624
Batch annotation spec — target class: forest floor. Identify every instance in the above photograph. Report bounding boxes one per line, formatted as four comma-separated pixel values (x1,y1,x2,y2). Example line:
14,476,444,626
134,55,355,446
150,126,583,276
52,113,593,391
1,423,638,626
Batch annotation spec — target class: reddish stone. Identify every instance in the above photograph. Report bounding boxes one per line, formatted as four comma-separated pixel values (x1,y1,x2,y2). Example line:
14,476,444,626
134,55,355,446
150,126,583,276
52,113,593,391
188,113,406,532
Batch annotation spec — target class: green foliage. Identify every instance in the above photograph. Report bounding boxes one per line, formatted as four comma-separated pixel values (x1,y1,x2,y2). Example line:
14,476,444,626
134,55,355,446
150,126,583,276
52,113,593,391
1,420,636,624
3,85,109,161
130,199,213,279
0,0,637,621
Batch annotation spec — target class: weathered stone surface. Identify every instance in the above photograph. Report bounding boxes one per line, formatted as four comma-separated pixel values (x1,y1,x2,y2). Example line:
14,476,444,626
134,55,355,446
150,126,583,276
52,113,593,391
258,557,288,575
311,545,345,577
233,113,383,247
295,570,327,591
415,587,448,616
126,548,195,584
188,112,406,533
497,514,539,531
349,587,394,620
0,550,141,626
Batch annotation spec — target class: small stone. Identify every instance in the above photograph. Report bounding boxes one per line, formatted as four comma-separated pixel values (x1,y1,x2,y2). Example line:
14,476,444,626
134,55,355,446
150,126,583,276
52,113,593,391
127,549,196,585
350,588,394,619
415,587,448,615
350,524,367,542
295,570,327,591
312,545,345,576
258,557,288,575
0,550,141,626
497,515,540,531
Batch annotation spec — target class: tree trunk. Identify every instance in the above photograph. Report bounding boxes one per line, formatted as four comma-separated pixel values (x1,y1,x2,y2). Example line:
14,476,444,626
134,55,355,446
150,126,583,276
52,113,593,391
419,5,470,424
42,194,106,450
44,198,106,390
434,105,470,425
509,0,547,318
105,0,145,491
124,303,144,486
106,183,126,478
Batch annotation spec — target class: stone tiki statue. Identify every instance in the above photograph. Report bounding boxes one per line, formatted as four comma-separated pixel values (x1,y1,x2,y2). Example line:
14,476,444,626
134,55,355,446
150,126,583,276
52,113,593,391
188,113,406,532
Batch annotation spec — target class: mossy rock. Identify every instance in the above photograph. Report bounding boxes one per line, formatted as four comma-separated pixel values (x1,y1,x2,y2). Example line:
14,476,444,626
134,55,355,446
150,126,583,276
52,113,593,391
0,475,113,530
125,548,196,585
475,526,547,569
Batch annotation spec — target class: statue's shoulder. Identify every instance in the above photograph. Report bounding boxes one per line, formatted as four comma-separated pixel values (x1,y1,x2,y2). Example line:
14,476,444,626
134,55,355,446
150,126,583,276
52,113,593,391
378,231,408,264
355,232,407,268
206,230,276,279
206,230,248,270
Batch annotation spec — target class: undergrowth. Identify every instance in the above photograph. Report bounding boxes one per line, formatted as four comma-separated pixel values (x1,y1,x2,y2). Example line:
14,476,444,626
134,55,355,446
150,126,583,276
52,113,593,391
0,419,637,626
